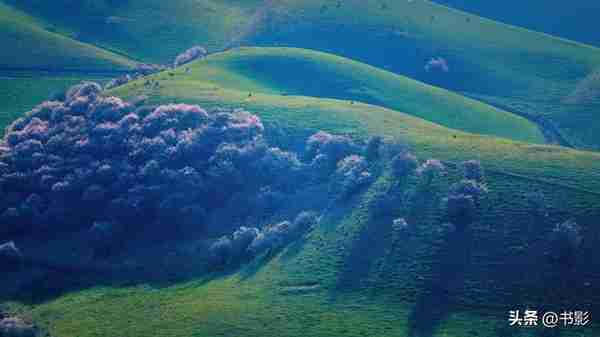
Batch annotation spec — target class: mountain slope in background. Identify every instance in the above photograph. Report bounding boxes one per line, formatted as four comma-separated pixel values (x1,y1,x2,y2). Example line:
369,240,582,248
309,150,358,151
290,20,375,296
6,0,600,150
0,2,135,131
0,2,133,71
244,0,600,150
181,47,543,143
433,0,600,48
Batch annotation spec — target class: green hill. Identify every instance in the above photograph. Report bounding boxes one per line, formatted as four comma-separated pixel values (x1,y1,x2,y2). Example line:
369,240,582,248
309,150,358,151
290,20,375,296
244,0,600,150
3,2,600,337
170,47,543,143
0,2,135,132
8,0,600,149
433,0,600,48
0,73,108,131
0,2,133,71
2,0,264,62
110,51,600,193
16,55,600,337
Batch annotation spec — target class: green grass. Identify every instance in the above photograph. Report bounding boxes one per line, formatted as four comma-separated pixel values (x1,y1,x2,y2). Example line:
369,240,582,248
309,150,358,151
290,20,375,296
112,67,600,193
3,0,265,62
3,2,600,336
0,73,113,130
182,47,543,143
6,73,600,336
9,0,600,149
33,273,584,337
22,144,600,337
24,146,600,337
246,0,600,149
0,3,135,132
434,0,600,48
0,2,134,71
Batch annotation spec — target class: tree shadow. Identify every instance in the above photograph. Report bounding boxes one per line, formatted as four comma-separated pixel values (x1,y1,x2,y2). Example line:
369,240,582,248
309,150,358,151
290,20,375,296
0,227,248,306
0,208,322,305
408,226,473,337
237,246,282,281
335,213,394,291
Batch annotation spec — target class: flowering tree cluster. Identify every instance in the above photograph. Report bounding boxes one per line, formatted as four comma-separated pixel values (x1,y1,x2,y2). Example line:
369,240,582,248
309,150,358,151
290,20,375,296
444,160,488,227
209,211,318,265
0,83,304,241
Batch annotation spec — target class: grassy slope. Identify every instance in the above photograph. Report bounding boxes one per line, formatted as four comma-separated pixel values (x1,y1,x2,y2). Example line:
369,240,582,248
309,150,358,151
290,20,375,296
22,67,600,336
0,3,135,131
0,2,133,71
0,73,112,131
433,0,600,48
9,0,600,148
190,47,543,143
245,0,600,150
112,67,600,193
3,1,600,336
2,0,264,62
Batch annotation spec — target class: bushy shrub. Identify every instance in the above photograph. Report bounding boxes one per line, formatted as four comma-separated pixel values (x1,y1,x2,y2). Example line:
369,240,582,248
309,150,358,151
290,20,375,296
134,63,166,76
104,75,132,90
305,131,360,167
332,155,373,197
391,151,418,179
210,211,318,266
174,46,208,67
0,316,36,337
252,147,305,189
65,82,102,103
231,226,260,258
291,211,319,234
548,219,582,264
424,57,449,73
449,179,488,202
445,175,488,226
393,217,409,230
462,160,484,182
365,136,383,161
416,159,445,185
249,221,293,255
208,236,233,265
0,83,319,242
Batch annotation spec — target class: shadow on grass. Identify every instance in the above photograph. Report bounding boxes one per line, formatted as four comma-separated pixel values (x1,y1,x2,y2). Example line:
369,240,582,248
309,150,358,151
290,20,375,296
0,216,317,306
408,226,473,337
238,248,281,281
0,233,253,306
0,260,211,306
335,212,393,291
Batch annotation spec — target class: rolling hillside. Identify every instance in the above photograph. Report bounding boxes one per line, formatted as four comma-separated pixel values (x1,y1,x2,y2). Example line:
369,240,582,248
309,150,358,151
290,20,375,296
0,2,133,71
172,47,544,143
245,0,600,150
14,54,600,337
111,51,600,193
3,0,264,62
434,0,600,48
0,73,107,131
2,2,600,337
8,0,600,150
0,2,135,132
